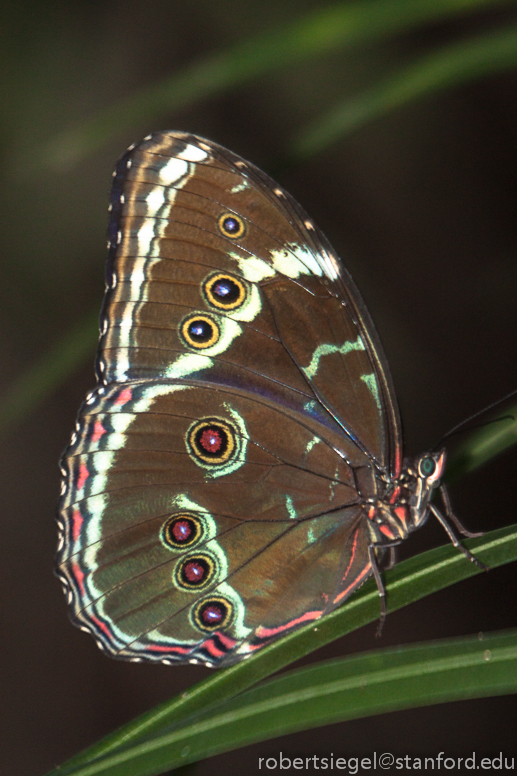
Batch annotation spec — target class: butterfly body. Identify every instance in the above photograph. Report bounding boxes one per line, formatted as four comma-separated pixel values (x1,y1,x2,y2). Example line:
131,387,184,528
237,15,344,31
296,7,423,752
57,132,474,667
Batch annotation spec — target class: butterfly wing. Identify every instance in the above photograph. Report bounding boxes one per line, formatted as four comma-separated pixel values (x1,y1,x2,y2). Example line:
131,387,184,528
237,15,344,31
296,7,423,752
57,132,401,665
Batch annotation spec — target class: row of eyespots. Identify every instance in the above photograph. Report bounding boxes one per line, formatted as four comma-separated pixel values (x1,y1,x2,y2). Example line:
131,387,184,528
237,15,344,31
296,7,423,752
161,512,233,632
164,214,247,632
178,214,247,352
179,269,248,351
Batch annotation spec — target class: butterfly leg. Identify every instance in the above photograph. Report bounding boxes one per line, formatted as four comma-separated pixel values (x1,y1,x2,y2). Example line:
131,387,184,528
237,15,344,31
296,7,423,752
368,544,386,637
368,542,400,637
385,545,397,571
429,502,488,570
439,484,484,538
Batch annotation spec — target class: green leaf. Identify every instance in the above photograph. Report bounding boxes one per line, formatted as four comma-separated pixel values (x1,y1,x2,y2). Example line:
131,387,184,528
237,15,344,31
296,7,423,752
112,630,517,775
49,627,517,776
45,523,517,776
41,0,513,169
293,22,517,158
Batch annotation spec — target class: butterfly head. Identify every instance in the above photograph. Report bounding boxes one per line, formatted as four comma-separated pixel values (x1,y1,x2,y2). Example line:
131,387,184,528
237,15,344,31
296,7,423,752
405,449,446,530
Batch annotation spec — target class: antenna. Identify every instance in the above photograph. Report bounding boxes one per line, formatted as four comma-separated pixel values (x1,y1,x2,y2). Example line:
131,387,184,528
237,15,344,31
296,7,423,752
433,388,517,450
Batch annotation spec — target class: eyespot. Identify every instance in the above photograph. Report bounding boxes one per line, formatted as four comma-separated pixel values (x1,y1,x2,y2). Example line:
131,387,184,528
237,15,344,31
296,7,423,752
203,272,247,311
161,513,204,550
217,212,245,239
180,314,220,349
419,456,437,478
186,418,237,466
192,596,234,632
174,554,217,590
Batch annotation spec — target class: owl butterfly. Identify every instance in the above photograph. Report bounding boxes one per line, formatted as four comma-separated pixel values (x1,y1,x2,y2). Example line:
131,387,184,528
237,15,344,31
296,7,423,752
57,131,483,668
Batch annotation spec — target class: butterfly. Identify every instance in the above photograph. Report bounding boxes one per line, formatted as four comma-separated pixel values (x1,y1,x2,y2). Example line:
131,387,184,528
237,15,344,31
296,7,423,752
56,131,483,667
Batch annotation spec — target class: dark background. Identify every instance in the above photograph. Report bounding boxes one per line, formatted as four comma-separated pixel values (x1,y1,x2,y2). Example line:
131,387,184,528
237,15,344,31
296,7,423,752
2,2,517,774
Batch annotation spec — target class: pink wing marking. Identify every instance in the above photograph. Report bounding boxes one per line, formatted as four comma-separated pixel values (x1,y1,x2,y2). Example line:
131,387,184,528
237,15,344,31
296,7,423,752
380,524,395,539
216,631,238,649
333,562,371,604
203,639,226,659
72,509,84,543
145,643,193,655
114,387,133,406
70,562,86,596
92,420,106,443
89,614,116,639
77,464,89,491
255,609,322,639
333,530,372,604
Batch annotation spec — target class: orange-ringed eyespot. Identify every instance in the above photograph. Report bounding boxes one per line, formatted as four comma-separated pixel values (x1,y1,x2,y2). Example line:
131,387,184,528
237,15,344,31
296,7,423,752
192,597,233,631
161,513,203,550
174,554,216,590
180,314,220,349
186,418,237,465
203,272,247,310
218,212,245,239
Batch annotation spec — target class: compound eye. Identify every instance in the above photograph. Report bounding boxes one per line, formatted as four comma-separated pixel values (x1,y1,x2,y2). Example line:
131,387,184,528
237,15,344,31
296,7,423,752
418,456,437,478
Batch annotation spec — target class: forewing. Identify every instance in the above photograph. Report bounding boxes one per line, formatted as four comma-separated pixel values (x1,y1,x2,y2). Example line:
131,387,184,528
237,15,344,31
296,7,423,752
100,131,401,472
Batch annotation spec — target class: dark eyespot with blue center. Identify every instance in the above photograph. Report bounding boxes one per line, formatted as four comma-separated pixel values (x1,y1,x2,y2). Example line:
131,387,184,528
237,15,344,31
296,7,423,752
419,457,436,477
180,314,220,349
214,281,232,298
218,212,245,239
161,513,203,550
203,272,247,310
175,554,216,590
193,597,233,631
189,320,211,341
186,417,238,466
